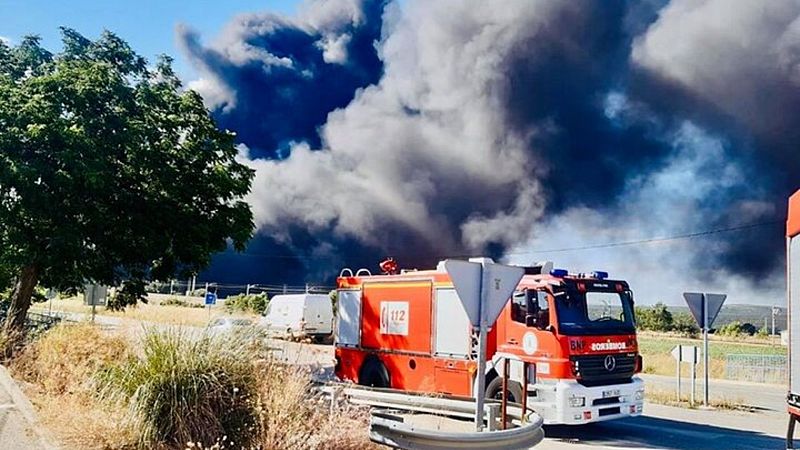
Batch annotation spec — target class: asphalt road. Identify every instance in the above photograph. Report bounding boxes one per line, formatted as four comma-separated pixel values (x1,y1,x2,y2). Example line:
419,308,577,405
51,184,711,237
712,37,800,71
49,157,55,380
544,403,786,450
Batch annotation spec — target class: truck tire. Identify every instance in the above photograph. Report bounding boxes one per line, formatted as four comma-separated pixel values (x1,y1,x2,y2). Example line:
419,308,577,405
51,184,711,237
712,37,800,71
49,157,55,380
485,376,523,404
358,356,390,388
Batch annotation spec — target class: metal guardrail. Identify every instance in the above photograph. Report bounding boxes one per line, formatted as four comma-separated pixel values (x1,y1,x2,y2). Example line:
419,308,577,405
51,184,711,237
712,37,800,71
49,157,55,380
370,410,545,450
725,354,787,384
331,385,545,449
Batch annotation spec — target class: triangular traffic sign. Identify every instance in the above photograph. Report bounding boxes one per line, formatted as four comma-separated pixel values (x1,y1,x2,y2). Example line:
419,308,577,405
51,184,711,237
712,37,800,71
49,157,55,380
683,292,727,329
671,345,682,361
704,293,727,328
444,259,482,326
683,292,705,328
481,263,525,326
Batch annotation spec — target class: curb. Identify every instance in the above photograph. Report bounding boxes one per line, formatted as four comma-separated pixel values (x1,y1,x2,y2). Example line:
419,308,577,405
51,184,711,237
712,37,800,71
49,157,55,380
0,365,59,449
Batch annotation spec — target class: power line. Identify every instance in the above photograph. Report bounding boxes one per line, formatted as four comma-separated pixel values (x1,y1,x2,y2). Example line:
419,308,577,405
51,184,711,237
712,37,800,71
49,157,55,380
513,219,783,255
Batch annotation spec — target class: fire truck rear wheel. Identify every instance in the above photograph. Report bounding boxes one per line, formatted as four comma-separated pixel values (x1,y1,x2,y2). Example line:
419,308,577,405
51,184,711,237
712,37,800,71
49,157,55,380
485,376,523,404
358,357,390,388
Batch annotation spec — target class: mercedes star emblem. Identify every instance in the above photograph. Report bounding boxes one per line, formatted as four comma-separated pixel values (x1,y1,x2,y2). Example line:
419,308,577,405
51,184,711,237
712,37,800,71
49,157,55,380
604,355,617,372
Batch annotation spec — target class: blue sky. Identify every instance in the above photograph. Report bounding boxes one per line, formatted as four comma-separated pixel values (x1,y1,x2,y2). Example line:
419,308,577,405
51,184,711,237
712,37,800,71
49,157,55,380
0,0,300,79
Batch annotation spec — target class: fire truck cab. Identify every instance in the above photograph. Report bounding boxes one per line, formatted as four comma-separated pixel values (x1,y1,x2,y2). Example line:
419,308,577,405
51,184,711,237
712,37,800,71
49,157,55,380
334,259,644,425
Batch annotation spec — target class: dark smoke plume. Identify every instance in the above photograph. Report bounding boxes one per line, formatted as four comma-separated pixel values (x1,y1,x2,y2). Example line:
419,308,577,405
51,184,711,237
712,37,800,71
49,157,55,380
183,0,799,304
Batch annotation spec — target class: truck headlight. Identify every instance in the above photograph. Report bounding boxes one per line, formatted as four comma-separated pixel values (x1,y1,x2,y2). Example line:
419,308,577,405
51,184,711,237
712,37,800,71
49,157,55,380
635,389,644,401
569,396,586,408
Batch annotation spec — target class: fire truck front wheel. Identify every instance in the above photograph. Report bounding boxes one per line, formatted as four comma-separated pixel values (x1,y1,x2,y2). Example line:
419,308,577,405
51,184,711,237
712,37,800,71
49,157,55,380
358,356,390,388
485,376,523,403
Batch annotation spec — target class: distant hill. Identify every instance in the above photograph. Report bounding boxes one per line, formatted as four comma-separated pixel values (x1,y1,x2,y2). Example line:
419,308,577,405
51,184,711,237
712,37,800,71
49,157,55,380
663,304,786,333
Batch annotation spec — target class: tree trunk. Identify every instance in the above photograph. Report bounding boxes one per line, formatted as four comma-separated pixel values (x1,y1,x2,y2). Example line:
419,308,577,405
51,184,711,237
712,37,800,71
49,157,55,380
3,264,39,355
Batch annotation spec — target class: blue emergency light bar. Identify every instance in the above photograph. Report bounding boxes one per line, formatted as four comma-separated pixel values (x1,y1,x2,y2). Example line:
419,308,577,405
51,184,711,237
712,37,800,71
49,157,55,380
549,269,609,279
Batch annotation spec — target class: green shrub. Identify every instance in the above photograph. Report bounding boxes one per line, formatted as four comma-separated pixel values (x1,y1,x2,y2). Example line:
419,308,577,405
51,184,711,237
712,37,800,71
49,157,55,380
98,329,261,448
716,321,757,337
225,293,268,315
330,290,338,316
635,302,674,332
159,297,204,308
672,312,700,338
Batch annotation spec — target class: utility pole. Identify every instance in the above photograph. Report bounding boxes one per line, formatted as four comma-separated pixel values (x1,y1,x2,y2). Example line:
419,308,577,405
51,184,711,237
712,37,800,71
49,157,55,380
703,295,709,407
773,306,780,336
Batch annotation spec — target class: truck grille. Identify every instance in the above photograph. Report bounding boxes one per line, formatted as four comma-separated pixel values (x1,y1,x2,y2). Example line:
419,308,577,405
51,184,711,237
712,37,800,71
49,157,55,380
571,353,636,387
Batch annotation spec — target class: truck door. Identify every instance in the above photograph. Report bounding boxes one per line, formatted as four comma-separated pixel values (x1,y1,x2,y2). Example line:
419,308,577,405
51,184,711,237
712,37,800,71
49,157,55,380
499,289,560,376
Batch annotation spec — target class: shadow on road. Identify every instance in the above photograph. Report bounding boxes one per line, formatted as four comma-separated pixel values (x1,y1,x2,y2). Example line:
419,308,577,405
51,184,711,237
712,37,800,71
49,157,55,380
545,415,785,450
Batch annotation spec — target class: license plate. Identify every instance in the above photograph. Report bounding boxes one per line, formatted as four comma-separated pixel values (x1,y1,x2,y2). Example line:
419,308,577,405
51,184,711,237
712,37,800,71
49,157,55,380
602,389,620,398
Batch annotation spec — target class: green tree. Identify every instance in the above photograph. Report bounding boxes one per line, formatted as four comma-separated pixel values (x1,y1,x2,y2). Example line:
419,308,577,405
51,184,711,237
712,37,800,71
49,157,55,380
716,321,758,337
0,30,254,348
635,302,674,332
329,289,338,316
672,312,700,337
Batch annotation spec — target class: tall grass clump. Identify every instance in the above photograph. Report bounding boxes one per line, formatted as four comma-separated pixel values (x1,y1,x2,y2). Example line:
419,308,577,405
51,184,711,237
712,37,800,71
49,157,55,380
99,328,261,448
253,362,374,450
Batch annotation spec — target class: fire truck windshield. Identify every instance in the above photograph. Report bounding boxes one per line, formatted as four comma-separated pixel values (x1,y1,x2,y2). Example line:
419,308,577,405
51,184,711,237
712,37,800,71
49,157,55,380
554,284,636,336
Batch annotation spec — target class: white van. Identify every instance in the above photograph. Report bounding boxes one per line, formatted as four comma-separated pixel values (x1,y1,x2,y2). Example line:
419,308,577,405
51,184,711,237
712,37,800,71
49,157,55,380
262,294,334,341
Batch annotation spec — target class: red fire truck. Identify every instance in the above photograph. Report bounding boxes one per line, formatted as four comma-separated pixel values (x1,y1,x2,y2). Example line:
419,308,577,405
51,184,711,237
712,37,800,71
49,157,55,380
334,259,644,425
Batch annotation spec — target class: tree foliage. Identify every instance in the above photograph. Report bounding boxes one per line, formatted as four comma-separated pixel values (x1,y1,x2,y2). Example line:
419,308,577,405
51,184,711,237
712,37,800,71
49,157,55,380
224,293,268,315
671,312,700,338
634,302,674,332
0,29,254,340
716,321,758,337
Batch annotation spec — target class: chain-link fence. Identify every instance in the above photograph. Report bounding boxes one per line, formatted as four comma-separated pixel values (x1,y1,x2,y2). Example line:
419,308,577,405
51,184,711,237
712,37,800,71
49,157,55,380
145,280,334,299
725,354,787,384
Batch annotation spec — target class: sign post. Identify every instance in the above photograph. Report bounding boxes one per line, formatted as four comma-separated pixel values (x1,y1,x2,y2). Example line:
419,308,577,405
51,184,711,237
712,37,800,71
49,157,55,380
84,284,107,323
445,259,524,432
671,345,699,404
683,292,726,407
205,290,217,320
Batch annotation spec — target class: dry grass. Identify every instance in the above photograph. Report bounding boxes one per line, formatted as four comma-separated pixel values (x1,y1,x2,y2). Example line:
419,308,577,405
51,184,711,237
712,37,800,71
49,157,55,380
253,363,375,450
11,323,138,449
640,353,727,379
645,387,752,411
638,332,785,379
12,323,374,450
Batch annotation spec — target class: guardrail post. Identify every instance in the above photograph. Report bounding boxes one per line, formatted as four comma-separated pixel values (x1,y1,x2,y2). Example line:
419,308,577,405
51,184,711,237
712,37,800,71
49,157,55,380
485,404,500,432
502,358,509,430
522,361,528,424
